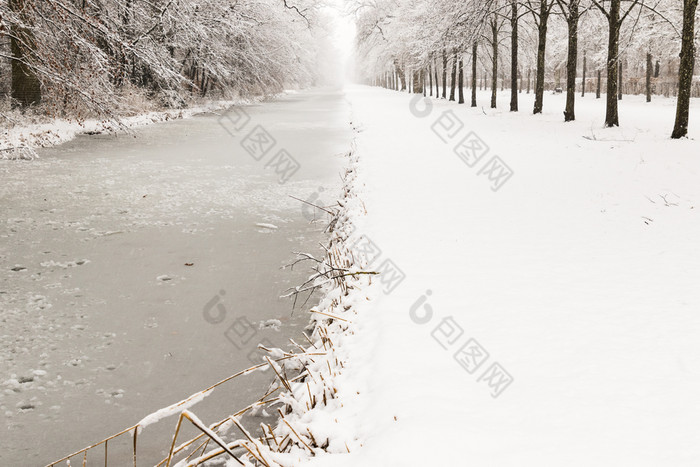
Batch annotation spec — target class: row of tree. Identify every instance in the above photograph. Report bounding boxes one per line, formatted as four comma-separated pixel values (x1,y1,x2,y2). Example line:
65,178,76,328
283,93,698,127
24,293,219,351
1,0,335,120
353,0,698,138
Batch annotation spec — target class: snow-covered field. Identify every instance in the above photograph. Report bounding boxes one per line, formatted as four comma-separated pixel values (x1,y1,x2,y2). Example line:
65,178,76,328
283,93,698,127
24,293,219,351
304,86,700,465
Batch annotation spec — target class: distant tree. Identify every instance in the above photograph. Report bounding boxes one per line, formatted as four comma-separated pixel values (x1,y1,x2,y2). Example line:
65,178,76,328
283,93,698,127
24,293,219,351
433,60,440,99
510,0,522,111
582,51,587,97
450,53,457,100
471,41,478,106
490,16,499,108
458,57,465,103
442,49,448,98
429,62,434,96
485,11,506,109
646,52,652,102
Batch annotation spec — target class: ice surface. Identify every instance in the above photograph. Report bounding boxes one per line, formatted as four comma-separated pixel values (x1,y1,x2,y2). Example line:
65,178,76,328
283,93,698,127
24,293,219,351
0,88,352,466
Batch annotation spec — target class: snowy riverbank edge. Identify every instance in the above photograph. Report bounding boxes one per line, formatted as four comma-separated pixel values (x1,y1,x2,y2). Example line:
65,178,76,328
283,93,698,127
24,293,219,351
159,141,374,466
227,133,378,465
121,136,375,467
0,95,268,160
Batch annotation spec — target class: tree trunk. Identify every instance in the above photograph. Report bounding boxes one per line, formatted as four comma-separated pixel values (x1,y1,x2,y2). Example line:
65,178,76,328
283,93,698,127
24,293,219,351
395,61,406,91
582,51,587,97
533,2,550,114
646,52,652,102
442,50,448,99
413,70,423,94
597,69,601,98
671,0,698,138
429,63,433,96
604,0,621,127
563,1,579,122
527,68,531,93
510,0,519,111
491,19,498,109
618,61,623,100
435,60,440,97
519,70,522,92
450,55,457,101
9,0,42,107
471,42,478,107
458,58,465,104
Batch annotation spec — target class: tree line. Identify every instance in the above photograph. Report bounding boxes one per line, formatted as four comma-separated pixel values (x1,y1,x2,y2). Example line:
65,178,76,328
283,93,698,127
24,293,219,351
1,0,333,121
353,0,698,139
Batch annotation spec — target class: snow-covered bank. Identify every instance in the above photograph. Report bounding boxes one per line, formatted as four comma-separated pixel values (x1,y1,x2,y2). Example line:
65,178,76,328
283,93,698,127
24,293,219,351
302,86,700,465
0,98,254,160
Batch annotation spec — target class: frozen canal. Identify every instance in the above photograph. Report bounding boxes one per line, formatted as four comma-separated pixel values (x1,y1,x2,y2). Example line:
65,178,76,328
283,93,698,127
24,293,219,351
0,88,351,465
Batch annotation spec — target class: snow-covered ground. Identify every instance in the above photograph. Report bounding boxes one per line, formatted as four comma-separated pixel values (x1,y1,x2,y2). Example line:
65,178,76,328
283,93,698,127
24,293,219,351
304,86,700,465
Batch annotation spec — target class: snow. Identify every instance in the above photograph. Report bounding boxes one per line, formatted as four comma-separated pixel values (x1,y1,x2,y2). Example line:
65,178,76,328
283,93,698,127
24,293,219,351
136,390,212,434
297,86,700,465
258,319,283,330
0,96,271,159
255,223,280,230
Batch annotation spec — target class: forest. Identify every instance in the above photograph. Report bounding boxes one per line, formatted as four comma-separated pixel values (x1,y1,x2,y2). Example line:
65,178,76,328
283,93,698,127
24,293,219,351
353,0,698,138
0,0,335,122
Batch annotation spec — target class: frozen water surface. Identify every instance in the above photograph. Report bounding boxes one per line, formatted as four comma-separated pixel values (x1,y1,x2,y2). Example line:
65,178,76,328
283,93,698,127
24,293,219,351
0,88,351,465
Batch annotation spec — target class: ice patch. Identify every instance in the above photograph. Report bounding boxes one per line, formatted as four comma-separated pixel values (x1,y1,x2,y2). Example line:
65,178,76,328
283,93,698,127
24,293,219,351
258,319,282,331
27,295,51,311
40,259,90,269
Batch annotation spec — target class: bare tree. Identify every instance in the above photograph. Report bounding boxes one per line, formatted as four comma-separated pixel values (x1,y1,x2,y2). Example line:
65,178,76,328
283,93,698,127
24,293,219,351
458,57,465,103
471,41,478,107
510,0,525,111
646,52,652,102
449,53,457,101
